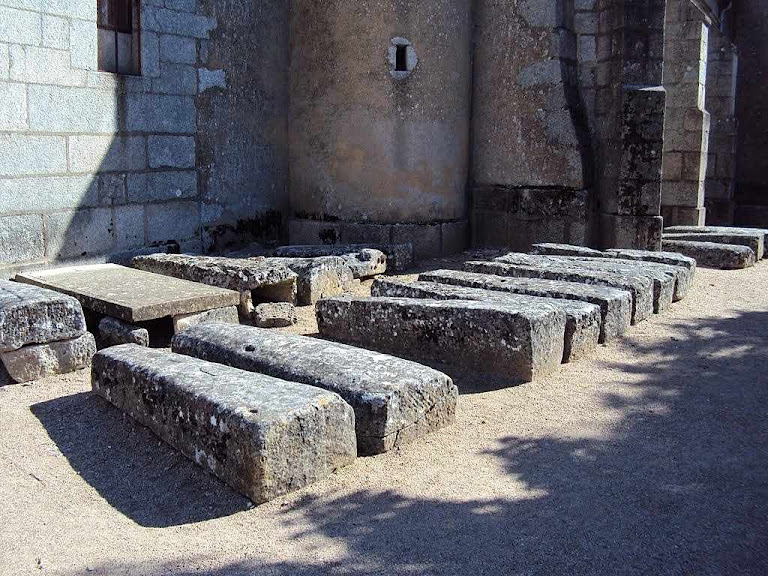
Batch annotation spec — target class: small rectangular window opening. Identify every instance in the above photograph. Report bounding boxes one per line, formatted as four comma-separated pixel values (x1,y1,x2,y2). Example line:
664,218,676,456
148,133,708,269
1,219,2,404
395,44,408,72
97,0,141,75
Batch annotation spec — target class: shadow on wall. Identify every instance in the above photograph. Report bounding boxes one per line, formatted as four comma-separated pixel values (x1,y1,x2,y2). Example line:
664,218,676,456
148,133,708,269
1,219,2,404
37,309,768,574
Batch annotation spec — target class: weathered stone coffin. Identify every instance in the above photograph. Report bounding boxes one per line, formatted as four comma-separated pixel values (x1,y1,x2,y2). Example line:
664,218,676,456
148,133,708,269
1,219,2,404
606,249,697,273
464,260,652,324
495,253,674,313
552,255,690,302
371,278,600,362
0,280,87,352
530,243,606,257
662,232,764,260
172,324,457,455
132,254,298,305
664,226,768,252
275,244,413,272
16,264,241,323
265,257,356,305
92,345,357,504
661,240,756,270
419,269,632,342
1,332,96,383
316,296,566,383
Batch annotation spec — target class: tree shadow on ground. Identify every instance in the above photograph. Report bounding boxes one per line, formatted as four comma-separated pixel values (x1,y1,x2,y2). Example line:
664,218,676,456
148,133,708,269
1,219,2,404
54,310,768,574
31,392,250,528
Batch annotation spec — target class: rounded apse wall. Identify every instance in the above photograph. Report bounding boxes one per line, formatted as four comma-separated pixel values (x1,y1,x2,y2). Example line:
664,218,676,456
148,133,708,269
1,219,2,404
288,0,473,229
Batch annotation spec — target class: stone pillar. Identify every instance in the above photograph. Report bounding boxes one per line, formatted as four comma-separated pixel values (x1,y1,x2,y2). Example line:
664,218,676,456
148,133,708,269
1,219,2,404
660,0,711,226
596,0,667,250
470,0,592,250
704,27,738,225
288,0,473,259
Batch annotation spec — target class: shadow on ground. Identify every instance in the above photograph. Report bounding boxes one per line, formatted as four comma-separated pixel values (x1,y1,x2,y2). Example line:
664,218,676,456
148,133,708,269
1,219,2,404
48,310,768,574
31,392,250,528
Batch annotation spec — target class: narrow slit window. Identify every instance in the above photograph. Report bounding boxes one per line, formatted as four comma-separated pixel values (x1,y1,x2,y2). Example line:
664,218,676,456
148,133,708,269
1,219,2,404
97,0,141,75
395,44,408,72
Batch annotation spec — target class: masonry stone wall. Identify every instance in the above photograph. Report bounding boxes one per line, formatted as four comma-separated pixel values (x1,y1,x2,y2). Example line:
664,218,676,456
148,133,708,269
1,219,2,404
0,0,288,277
593,0,666,250
660,0,711,227
470,0,594,251
703,25,737,225
732,1,768,227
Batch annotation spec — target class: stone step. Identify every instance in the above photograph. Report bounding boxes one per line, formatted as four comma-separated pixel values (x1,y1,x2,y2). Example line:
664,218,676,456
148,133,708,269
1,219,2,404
316,296,566,383
265,257,356,305
464,260,652,324
661,240,756,269
371,278,600,362
172,324,457,455
275,244,413,272
1,332,96,383
662,231,764,260
0,280,87,353
92,345,357,504
495,253,674,313
550,255,691,302
419,269,632,342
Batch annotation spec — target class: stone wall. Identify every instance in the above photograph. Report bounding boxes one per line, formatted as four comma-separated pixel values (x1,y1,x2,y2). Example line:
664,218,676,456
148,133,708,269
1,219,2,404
287,0,472,259
704,24,737,225
593,0,666,250
470,0,594,251
660,0,711,226
732,1,768,226
0,0,288,277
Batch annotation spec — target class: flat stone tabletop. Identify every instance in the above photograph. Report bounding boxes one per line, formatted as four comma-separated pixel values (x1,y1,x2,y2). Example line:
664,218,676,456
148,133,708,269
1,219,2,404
16,264,240,323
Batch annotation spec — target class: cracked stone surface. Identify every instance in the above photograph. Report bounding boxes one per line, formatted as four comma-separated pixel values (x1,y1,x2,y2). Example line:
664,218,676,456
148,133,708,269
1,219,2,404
0,280,86,352
419,269,632,343
92,345,357,505
464,260,652,325
316,296,565,383
371,278,600,363
172,324,457,455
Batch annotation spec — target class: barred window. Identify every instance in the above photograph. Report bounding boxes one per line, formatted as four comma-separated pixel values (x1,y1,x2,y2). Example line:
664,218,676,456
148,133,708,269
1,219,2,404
97,0,141,75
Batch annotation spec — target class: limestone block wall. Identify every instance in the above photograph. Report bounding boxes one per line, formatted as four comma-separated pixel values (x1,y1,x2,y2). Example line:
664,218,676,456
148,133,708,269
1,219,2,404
704,26,737,225
593,0,666,250
660,0,711,227
0,0,289,277
287,0,473,259
732,1,768,227
470,0,593,251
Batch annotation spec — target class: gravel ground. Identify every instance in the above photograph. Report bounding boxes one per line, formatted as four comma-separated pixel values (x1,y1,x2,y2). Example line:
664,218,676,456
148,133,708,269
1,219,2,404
1,256,767,576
